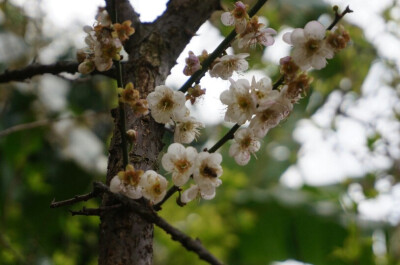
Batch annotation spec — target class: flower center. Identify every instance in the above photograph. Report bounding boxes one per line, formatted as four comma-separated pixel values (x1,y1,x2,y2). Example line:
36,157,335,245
175,159,191,174
240,135,252,149
305,39,320,54
260,108,277,123
152,183,162,195
237,95,252,110
124,170,142,187
180,121,193,132
158,95,174,111
201,164,218,178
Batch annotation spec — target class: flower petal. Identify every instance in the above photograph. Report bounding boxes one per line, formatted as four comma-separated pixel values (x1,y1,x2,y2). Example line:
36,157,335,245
304,20,325,40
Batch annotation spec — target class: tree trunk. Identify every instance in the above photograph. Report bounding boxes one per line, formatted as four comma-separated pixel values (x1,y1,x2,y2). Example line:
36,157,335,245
98,0,220,264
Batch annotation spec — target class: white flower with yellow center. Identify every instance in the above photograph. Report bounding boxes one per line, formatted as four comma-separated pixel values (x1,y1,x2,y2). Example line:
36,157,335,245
180,184,217,204
229,128,260,165
110,164,143,199
249,91,293,138
283,20,334,70
174,116,204,144
162,143,198,187
139,170,168,204
193,152,223,198
209,53,249,80
250,76,280,109
220,78,256,125
147,85,188,124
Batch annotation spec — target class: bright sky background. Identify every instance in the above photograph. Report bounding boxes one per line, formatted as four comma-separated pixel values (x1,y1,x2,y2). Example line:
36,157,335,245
8,0,400,235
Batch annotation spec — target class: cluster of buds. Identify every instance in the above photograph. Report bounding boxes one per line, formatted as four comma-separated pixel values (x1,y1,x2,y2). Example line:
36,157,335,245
77,8,135,74
110,164,168,204
119,82,149,116
183,50,209,76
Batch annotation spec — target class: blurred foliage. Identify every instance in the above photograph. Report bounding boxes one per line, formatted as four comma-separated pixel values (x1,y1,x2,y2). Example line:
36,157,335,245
1,1,400,265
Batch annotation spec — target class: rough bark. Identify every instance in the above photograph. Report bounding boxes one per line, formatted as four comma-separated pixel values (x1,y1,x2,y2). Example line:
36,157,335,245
98,0,220,264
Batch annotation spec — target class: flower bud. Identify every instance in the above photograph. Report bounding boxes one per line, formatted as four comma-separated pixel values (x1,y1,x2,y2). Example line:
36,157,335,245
126,129,138,143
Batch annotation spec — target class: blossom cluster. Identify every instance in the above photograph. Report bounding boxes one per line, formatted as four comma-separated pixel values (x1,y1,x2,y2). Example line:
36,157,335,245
105,2,351,206
162,143,223,203
77,8,135,74
146,85,204,144
110,164,168,204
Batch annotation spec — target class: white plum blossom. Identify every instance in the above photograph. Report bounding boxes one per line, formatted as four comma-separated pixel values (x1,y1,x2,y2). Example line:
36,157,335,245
180,184,216,204
109,164,143,199
140,170,168,204
220,78,256,125
250,76,280,109
174,116,204,144
161,143,198,187
283,20,334,70
193,152,223,198
147,85,188,124
249,90,293,138
238,17,276,49
229,128,260,165
221,1,248,34
239,27,277,48
209,53,249,80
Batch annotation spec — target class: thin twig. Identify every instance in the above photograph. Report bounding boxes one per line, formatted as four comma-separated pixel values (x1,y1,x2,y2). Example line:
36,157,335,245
0,61,116,84
208,124,240,153
50,191,98,208
178,0,269,93
93,182,223,265
327,5,353,31
69,204,122,216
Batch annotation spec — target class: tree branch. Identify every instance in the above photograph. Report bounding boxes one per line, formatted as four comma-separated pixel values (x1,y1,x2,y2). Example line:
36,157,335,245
69,204,122,216
0,61,116,84
93,182,223,265
50,189,99,209
327,5,353,31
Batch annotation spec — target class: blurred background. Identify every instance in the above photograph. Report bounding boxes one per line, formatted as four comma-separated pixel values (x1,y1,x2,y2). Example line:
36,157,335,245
0,0,400,264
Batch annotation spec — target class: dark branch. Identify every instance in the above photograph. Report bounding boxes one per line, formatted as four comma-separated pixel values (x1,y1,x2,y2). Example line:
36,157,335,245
69,204,122,216
93,182,223,265
327,5,353,30
0,61,116,84
50,185,101,208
